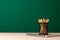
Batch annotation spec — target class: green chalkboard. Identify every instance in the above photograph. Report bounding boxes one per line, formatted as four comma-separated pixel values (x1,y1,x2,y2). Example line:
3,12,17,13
0,0,60,32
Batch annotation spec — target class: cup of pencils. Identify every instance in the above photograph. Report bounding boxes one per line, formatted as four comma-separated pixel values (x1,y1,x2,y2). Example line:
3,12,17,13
38,18,49,35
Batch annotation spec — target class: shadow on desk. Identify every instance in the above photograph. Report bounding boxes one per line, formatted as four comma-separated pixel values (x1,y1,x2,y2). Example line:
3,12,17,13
26,33,60,38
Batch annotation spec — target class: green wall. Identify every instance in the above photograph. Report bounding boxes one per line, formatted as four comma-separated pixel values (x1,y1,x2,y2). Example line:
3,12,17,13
0,0,60,32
